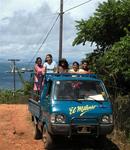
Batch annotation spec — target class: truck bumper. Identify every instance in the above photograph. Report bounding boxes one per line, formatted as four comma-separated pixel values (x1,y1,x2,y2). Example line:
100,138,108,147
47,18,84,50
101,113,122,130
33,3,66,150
49,124,70,135
48,123,113,137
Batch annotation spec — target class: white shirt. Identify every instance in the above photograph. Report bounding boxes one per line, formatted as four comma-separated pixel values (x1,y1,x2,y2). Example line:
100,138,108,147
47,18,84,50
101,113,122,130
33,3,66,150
44,61,57,73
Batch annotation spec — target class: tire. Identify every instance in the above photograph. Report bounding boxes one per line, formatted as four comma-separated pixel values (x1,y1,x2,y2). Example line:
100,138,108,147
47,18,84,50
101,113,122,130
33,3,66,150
42,125,53,150
34,124,42,140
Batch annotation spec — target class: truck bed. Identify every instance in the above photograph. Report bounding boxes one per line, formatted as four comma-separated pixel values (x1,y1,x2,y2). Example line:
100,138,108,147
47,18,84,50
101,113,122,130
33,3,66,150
28,99,41,118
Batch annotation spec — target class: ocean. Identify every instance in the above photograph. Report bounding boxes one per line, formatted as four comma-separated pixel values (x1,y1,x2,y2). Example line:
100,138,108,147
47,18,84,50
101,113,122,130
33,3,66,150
0,60,74,90
0,62,33,90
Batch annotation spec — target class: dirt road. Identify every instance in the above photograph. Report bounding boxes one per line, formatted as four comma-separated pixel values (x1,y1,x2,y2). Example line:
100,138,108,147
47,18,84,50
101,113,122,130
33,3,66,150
0,104,43,150
0,104,129,150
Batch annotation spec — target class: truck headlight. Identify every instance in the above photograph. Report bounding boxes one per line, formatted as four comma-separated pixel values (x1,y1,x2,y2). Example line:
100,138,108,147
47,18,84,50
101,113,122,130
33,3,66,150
101,115,113,123
55,114,66,123
50,114,66,124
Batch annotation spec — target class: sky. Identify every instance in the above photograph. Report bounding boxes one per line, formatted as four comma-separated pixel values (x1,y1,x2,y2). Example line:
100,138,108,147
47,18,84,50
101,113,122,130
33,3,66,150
0,0,107,63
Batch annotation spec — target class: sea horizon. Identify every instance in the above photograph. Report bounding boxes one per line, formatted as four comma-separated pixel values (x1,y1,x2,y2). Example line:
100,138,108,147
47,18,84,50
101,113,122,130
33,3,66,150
0,58,82,90
0,61,33,90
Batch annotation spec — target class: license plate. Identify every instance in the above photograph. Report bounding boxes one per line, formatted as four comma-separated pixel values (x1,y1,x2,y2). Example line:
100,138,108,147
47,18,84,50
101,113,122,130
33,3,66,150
77,126,91,133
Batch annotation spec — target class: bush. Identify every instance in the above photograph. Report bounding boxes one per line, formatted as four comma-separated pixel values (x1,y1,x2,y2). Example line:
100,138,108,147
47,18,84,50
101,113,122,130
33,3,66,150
113,94,130,139
0,89,29,104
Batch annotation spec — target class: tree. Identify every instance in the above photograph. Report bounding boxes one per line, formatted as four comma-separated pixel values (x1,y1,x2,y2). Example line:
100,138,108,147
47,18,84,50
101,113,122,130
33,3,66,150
73,0,130,94
99,35,130,94
73,0,130,139
73,0,130,51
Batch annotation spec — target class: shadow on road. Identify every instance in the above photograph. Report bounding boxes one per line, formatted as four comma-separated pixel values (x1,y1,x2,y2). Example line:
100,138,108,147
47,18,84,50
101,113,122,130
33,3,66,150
53,136,119,150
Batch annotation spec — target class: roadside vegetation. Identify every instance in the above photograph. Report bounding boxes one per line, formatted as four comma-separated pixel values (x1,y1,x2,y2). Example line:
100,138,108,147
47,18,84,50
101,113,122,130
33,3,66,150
73,0,130,142
0,81,32,104
0,89,28,104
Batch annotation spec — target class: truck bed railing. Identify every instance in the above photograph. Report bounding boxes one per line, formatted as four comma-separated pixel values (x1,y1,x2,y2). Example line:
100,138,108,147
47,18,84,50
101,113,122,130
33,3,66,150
45,73,97,81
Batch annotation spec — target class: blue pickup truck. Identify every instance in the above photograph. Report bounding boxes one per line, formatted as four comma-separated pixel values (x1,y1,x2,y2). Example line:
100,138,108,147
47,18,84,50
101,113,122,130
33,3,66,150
28,73,113,149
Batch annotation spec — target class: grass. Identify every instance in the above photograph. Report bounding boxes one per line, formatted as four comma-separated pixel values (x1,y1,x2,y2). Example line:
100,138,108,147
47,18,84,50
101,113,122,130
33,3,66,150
0,89,29,104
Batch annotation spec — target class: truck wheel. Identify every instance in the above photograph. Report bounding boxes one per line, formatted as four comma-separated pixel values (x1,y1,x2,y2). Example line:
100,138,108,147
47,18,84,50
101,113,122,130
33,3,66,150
42,125,53,150
34,124,42,139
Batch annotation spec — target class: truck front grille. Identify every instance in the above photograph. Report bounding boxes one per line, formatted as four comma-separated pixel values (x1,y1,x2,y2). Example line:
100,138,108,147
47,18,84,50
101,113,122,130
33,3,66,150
71,117,98,125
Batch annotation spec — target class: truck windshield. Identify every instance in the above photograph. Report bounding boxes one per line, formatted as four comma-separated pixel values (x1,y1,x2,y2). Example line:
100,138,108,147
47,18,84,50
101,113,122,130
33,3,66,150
53,80,108,101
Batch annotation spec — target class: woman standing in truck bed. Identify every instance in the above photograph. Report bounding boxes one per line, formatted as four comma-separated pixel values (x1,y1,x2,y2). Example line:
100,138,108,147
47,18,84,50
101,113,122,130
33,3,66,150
44,54,57,73
33,57,46,100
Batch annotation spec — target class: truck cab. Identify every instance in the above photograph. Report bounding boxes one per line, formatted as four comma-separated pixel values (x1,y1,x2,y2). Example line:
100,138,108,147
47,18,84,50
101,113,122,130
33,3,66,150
28,73,113,149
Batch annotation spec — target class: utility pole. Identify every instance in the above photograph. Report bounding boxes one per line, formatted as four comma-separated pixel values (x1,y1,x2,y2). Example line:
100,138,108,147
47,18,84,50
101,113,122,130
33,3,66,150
8,59,20,96
59,0,63,61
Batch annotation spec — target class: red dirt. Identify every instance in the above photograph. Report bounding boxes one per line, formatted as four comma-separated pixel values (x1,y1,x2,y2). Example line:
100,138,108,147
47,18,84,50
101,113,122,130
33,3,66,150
0,104,43,150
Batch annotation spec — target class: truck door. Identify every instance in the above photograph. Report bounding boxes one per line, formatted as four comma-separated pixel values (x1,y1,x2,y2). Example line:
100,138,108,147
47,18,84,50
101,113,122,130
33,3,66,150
41,80,52,112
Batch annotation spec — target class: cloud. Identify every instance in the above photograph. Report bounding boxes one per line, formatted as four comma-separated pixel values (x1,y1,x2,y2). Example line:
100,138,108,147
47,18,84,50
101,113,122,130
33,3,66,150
0,0,107,63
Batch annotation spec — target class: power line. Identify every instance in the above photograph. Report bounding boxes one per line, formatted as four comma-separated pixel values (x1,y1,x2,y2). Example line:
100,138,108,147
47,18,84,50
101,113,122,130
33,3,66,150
64,0,93,13
28,14,60,67
30,15,59,51
26,2,63,66
28,0,93,66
